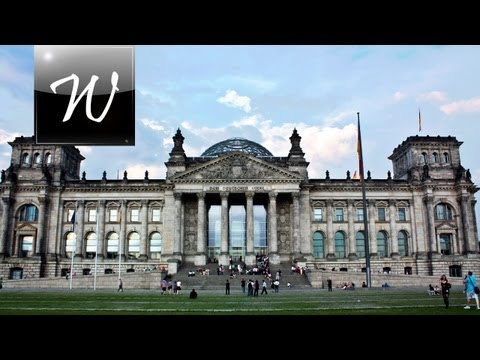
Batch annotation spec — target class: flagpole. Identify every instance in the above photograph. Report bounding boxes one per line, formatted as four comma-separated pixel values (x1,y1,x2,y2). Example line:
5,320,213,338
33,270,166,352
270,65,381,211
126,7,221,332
93,205,99,290
357,112,371,288
118,203,122,281
69,235,75,290
418,109,422,132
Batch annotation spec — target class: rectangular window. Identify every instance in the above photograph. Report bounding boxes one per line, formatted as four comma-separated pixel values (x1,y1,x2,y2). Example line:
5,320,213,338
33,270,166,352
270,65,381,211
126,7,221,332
356,208,364,221
130,209,139,222
110,209,118,222
88,208,97,222
152,208,161,222
314,208,323,221
398,208,406,221
378,208,386,221
335,208,344,222
21,236,33,251
67,209,75,223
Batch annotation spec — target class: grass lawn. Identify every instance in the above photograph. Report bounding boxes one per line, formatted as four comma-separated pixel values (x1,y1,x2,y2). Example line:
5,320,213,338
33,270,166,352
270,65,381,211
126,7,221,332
0,287,478,315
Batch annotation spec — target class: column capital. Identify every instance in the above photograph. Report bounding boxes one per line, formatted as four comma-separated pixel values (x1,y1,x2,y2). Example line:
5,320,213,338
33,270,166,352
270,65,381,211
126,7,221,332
77,200,85,208
220,191,229,199
245,191,254,199
291,192,300,200
174,192,182,201
2,196,13,205
423,194,434,204
269,191,278,199
388,199,397,207
98,200,106,207
347,199,355,206
197,191,206,200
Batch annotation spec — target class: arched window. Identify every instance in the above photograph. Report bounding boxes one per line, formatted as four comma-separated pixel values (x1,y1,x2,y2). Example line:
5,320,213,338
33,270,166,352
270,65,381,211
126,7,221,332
128,232,140,259
19,204,38,222
356,231,365,258
334,231,346,259
22,152,31,165
107,232,119,259
377,231,389,257
34,153,41,164
422,152,428,164
433,152,438,163
45,153,52,164
85,232,97,259
65,231,76,258
150,232,162,259
398,230,409,256
435,203,453,220
443,152,449,163
312,231,325,258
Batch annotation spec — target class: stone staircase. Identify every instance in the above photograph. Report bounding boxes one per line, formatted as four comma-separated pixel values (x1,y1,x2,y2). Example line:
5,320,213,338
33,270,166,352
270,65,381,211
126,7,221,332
172,262,312,291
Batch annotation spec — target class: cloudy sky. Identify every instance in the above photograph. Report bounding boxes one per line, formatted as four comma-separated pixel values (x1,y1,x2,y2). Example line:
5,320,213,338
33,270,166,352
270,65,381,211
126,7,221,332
1,45,480,226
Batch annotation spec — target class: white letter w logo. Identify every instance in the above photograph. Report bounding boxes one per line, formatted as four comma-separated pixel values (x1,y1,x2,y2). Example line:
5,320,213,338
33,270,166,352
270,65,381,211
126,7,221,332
50,71,119,123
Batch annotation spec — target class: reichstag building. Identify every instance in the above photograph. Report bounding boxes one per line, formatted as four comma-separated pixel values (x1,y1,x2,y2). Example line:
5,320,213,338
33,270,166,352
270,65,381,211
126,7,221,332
0,128,478,280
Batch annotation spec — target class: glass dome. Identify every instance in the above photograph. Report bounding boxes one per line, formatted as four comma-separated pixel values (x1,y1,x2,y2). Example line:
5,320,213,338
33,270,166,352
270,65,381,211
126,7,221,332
201,137,273,157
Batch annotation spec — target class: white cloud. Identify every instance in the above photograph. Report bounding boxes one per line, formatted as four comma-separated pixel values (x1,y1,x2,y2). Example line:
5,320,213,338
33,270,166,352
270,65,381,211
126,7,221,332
0,129,22,144
258,121,357,178
141,118,164,132
323,110,356,127
440,97,480,114
418,91,448,103
217,90,252,113
393,91,406,102
233,115,259,127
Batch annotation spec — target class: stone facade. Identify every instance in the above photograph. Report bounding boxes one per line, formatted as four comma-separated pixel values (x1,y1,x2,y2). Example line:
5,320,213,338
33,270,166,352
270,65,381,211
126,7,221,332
0,130,478,280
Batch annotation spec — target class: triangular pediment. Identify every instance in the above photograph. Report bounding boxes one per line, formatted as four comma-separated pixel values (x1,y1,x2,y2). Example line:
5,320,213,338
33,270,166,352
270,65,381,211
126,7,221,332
16,223,37,232
436,222,457,231
171,152,303,183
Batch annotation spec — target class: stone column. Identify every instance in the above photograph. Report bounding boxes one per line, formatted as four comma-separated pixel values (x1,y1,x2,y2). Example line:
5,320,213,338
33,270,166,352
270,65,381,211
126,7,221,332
268,191,278,255
292,193,301,256
34,196,47,257
299,190,312,257
461,193,475,254
119,200,127,260
174,193,182,255
347,199,356,260
455,209,465,254
75,200,85,258
245,191,254,261
220,192,229,254
425,194,436,257
326,200,335,259
452,232,457,255
97,200,105,259
0,196,12,256
195,192,207,265
139,200,148,260
368,199,377,258
389,200,399,258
